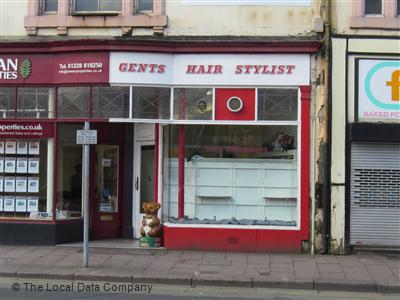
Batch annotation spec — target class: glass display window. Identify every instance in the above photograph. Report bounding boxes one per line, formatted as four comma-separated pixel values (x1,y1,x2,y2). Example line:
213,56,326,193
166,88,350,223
17,87,55,119
92,86,130,118
132,87,171,120
56,124,83,219
173,88,213,120
163,124,298,226
0,138,51,220
0,87,15,119
257,88,298,121
57,87,90,118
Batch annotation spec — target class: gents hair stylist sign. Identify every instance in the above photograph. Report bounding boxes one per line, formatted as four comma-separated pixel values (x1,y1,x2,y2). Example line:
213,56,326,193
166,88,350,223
110,53,310,86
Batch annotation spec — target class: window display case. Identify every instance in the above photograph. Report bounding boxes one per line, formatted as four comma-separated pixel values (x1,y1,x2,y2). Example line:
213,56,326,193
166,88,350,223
0,132,53,220
164,124,299,227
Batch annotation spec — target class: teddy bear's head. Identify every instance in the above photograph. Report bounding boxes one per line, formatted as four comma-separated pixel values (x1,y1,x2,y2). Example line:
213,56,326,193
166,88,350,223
142,202,161,215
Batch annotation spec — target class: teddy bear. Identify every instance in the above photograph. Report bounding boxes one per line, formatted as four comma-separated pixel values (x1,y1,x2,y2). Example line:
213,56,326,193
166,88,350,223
140,202,162,237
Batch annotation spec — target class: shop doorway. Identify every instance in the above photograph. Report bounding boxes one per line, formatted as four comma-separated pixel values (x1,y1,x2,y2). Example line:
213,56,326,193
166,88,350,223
133,124,155,238
89,124,125,240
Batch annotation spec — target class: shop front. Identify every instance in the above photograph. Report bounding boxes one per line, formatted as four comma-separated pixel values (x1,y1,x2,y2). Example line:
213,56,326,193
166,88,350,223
349,58,400,249
0,42,318,252
108,52,313,252
0,51,131,244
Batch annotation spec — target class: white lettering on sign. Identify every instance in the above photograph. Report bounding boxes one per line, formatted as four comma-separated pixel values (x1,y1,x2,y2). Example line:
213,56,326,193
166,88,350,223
76,130,97,145
58,62,103,75
0,58,18,80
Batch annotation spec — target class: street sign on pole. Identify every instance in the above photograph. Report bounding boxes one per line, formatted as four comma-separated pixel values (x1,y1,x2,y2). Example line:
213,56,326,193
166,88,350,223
76,129,97,145
77,124,94,267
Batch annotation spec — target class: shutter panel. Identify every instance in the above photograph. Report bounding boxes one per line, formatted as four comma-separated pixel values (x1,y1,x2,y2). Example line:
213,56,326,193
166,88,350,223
350,142,400,247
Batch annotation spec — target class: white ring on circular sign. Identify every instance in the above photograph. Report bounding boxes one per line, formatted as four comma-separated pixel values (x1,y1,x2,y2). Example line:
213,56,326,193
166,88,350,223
227,96,243,112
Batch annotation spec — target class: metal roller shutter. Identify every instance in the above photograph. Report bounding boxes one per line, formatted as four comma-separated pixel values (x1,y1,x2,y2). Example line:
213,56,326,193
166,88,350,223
350,142,400,247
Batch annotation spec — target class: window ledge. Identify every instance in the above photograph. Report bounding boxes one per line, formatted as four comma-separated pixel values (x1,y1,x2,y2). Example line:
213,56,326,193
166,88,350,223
71,11,121,16
24,14,168,35
350,16,400,30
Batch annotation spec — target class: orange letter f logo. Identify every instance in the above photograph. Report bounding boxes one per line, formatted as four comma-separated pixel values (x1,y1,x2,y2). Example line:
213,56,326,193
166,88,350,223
386,70,400,101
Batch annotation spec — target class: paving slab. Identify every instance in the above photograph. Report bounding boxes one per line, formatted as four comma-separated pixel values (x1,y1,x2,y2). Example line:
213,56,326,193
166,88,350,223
1,245,399,294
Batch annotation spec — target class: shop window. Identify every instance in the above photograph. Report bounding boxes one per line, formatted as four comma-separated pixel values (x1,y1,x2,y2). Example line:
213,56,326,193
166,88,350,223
92,86,129,118
173,88,213,120
17,87,55,119
57,87,90,119
73,0,122,14
56,124,82,219
365,0,382,15
132,87,171,119
137,0,153,13
257,89,298,121
0,88,14,119
96,145,119,213
41,0,58,14
0,139,52,220
164,125,298,226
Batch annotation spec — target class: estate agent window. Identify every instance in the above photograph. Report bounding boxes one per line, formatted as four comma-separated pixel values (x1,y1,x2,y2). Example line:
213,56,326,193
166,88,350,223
0,139,52,220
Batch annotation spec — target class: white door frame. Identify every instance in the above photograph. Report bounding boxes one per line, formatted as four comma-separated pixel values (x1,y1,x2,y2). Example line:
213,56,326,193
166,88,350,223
133,124,155,238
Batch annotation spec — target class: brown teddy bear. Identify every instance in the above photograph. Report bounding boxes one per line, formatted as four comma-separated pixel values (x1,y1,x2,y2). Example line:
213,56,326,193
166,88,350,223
140,202,162,237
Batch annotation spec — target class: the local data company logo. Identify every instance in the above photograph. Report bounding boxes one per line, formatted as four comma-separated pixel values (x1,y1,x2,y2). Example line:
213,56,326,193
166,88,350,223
0,57,32,80
360,59,400,120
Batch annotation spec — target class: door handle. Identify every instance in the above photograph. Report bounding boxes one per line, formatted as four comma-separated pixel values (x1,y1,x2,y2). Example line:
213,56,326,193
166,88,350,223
135,177,139,190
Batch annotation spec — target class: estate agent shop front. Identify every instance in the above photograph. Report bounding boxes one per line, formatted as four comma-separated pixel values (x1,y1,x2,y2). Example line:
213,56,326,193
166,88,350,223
0,42,317,252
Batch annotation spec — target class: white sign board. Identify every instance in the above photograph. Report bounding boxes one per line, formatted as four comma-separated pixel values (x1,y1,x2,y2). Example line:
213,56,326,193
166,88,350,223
110,53,310,86
358,59,400,122
110,52,173,85
76,130,97,145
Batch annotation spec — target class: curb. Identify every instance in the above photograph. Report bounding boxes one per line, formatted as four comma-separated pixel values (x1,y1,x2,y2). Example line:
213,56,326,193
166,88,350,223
314,279,377,293
1,271,399,294
377,283,400,294
253,278,314,290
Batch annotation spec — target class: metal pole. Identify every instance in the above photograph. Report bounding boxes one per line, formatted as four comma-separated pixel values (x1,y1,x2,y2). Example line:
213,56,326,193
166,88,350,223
83,121,90,267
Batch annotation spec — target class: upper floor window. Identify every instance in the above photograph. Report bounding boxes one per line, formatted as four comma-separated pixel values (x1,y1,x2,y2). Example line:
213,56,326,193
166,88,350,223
365,0,382,15
41,0,58,14
137,0,153,13
73,0,122,14
398,0,400,15
25,0,167,36
351,0,399,29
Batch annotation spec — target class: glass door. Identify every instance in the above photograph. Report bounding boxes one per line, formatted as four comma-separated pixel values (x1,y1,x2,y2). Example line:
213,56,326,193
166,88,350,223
92,144,121,239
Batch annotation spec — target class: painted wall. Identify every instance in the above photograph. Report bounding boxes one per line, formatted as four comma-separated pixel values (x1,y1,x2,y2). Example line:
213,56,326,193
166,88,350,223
0,0,27,37
0,0,323,37
331,0,400,35
165,1,322,36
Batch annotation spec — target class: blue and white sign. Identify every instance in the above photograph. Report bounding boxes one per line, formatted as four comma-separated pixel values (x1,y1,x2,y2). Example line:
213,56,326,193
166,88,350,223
358,59,400,122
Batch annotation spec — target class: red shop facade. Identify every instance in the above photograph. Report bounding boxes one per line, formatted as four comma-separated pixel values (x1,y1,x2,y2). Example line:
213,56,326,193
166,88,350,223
0,41,318,252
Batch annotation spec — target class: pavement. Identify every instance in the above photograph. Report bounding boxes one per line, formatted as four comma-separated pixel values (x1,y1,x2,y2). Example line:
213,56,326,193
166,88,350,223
0,244,399,294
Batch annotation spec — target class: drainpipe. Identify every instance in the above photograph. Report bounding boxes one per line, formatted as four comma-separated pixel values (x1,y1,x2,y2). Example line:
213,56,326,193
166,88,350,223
323,143,331,254
323,0,332,255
